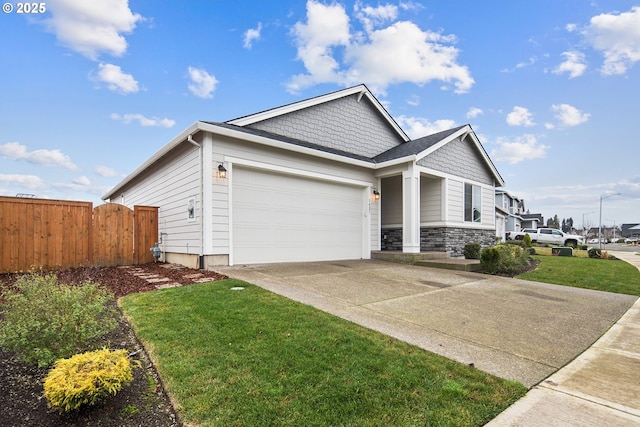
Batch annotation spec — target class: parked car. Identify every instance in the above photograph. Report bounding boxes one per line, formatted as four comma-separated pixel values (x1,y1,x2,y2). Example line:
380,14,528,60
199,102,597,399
507,228,584,247
625,237,639,244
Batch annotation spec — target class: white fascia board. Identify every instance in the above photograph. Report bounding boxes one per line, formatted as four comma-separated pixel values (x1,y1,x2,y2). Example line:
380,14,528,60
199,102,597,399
227,85,367,126
102,119,416,201
416,164,494,189
102,122,201,200
227,85,410,142
414,126,470,162
414,124,505,187
466,130,506,187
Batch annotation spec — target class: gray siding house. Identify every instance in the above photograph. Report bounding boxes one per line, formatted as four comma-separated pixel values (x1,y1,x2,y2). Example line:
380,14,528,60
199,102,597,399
103,85,504,268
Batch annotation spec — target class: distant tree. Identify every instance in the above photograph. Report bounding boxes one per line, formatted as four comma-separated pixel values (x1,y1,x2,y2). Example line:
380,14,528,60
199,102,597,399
561,218,574,233
546,215,560,229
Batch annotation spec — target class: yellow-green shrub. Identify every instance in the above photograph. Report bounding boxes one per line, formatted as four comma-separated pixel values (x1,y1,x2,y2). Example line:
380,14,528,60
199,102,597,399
44,348,136,412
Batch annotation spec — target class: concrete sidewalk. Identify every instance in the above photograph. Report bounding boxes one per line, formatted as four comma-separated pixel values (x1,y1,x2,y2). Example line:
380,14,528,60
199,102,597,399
487,250,640,426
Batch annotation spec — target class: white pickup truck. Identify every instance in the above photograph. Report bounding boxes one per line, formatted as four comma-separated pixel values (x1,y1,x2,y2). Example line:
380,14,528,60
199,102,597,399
506,228,584,247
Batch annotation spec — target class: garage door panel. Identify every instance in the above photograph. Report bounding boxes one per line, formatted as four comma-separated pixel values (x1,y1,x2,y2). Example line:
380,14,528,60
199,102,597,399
232,167,365,264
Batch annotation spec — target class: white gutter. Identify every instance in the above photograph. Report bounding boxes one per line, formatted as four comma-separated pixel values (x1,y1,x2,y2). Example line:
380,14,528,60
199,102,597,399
103,121,460,201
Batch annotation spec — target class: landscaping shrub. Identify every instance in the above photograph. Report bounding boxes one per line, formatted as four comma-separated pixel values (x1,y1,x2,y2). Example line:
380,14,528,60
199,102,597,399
463,242,482,259
588,248,602,259
480,244,531,275
480,247,500,274
523,233,532,247
44,348,136,412
0,273,118,367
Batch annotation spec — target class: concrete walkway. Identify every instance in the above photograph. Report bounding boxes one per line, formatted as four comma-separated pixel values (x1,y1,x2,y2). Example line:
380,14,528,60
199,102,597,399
218,260,635,389
488,250,640,426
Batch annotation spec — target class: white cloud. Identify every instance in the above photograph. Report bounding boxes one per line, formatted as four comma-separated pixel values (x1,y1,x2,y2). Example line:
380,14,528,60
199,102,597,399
92,63,139,94
407,94,420,106
553,51,587,78
243,22,262,49
0,142,77,170
288,1,351,93
354,2,398,33
110,113,175,128
94,165,118,177
73,176,91,186
43,0,143,60
490,134,548,164
506,106,535,127
187,67,218,99
501,56,538,73
0,174,44,190
551,104,590,127
583,6,640,75
287,0,473,95
566,23,578,32
466,107,483,119
396,116,457,139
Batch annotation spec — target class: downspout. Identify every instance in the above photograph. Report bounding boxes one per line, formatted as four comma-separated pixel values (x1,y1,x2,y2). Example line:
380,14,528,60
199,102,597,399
187,134,205,269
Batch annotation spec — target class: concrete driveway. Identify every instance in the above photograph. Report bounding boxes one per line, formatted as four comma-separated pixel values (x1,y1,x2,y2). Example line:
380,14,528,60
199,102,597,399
218,260,636,387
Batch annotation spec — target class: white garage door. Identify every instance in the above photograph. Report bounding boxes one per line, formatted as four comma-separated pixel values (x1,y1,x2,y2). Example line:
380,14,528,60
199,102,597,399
232,166,366,264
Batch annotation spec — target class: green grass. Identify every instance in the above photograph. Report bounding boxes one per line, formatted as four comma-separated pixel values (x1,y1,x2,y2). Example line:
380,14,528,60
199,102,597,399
120,280,526,427
517,255,640,296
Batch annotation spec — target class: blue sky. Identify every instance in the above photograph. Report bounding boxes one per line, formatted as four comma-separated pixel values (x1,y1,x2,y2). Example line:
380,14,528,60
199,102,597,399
1,1,639,228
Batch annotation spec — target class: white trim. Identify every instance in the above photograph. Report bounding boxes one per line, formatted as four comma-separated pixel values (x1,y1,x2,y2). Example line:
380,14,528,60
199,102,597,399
224,156,373,188
228,163,371,265
227,162,234,266
415,126,468,162
417,164,493,189
202,134,214,254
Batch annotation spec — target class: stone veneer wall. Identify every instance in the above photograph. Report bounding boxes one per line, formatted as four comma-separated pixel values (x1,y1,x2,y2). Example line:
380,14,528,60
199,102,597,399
381,227,495,256
381,228,403,251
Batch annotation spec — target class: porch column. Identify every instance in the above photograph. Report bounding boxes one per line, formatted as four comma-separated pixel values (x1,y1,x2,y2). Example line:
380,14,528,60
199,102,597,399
402,166,421,253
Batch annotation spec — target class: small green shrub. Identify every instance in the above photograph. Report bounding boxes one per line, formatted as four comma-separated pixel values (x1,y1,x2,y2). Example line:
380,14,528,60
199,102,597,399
580,244,588,250
480,247,501,274
523,234,532,247
480,244,531,275
463,243,482,259
587,248,602,258
0,273,118,367
505,239,526,248
44,348,136,412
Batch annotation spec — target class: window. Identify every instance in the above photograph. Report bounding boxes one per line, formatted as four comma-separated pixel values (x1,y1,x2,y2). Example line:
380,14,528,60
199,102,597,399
464,183,482,223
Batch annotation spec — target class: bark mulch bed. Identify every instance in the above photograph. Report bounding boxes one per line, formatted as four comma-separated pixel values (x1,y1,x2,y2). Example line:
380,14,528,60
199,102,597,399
0,262,228,427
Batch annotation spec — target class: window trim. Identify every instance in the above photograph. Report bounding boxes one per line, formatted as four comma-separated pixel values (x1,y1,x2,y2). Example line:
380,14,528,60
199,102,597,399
464,183,482,223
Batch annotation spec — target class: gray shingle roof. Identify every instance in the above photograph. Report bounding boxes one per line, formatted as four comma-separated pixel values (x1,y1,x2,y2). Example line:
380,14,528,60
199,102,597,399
206,122,469,165
373,125,467,162
203,122,375,163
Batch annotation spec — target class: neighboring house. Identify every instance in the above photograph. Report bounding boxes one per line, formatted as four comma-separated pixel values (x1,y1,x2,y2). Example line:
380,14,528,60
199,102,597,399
495,190,525,235
494,190,544,241
103,85,504,268
621,223,640,238
521,213,543,230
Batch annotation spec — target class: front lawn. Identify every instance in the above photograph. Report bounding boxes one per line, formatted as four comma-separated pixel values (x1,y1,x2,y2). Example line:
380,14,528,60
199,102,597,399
517,255,640,296
120,280,526,427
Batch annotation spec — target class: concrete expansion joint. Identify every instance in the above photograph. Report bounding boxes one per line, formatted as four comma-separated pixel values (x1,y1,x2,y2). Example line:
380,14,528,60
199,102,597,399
537,384,640,418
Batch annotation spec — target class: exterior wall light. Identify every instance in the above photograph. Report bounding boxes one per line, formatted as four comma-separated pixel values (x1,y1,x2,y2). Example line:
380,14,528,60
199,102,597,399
217,164,227,179
372,189,380,201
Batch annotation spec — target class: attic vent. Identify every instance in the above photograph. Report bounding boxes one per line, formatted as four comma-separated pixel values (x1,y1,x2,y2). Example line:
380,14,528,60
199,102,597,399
357,90,365,103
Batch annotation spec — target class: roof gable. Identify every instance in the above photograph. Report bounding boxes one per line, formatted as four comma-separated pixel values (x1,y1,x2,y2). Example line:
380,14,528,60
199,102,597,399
227,85,408,158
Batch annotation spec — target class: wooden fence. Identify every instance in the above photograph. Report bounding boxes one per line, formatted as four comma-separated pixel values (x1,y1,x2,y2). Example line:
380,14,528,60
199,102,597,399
0,197,158,273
